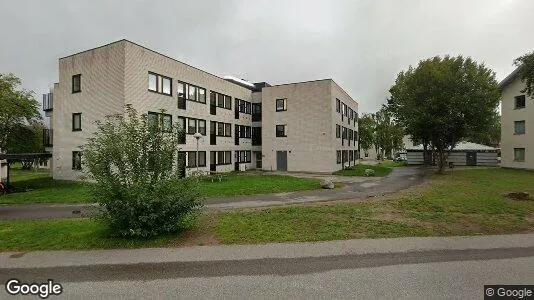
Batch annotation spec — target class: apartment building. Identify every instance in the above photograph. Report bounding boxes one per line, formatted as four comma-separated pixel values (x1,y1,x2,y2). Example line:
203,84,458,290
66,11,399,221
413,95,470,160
500,68,533,169
44,40,359,180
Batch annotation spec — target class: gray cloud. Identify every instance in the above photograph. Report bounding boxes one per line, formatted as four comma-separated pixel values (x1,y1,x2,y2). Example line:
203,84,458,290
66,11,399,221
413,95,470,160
1,0,533,113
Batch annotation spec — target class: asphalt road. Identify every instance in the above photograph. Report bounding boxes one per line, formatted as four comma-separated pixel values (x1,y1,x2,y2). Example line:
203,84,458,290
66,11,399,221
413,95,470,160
0,167,427,219
2,247,532,299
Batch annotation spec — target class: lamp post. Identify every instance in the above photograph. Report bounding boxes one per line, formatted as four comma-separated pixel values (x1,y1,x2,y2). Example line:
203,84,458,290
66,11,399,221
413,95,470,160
193,132,202,173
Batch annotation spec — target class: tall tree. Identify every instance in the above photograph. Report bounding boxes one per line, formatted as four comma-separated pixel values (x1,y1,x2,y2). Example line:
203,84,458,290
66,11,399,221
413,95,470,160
358,113,375,152
387,56,500,173
373,106,404,159
514,50,534,98
0,73,41,152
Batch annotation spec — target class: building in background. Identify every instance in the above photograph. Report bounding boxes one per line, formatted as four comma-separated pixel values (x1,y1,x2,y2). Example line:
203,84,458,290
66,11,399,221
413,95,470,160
406,142,499,166
499,68,533,169
44,40,359,180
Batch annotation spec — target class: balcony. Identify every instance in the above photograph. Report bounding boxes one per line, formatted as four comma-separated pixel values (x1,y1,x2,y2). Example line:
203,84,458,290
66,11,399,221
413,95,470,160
43,129,53,147
43,93,53,111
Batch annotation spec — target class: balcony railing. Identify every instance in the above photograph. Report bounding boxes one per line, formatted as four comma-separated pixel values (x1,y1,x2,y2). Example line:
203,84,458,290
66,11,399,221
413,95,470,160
43,93,53,111
43,129,53,147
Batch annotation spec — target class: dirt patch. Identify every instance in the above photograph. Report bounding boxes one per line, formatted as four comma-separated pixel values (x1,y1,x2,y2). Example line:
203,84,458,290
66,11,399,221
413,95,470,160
165,214,221,247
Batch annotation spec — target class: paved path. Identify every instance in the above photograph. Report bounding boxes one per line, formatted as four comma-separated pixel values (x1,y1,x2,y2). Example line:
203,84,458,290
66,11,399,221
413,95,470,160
1,234,533,299
0,167,426,219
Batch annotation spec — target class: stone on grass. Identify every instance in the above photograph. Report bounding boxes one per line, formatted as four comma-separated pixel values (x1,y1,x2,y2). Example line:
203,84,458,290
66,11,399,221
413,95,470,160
364,169,375,177
321,179,335,189
502,192,530,200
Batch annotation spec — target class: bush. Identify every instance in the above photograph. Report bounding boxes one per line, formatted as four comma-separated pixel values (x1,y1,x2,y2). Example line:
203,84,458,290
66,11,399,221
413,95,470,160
364,169,376,177
82,106,202,237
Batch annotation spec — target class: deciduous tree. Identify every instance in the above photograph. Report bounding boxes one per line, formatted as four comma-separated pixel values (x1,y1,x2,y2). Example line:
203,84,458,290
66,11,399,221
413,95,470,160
387,56,500,173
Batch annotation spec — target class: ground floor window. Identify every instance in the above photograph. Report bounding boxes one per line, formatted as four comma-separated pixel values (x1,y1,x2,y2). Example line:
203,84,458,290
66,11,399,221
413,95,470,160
186,151,206,167
72,151,82,170
336,150,341,164
514,148,525,162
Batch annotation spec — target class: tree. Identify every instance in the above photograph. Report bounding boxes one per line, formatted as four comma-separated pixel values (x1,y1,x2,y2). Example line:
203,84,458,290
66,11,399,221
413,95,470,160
466,112,500,146
514,50,534,98
387,55,500,173
372,106,405,159
7,122,46,169
82,106,202,237
0,73,41,152
358,113,375,152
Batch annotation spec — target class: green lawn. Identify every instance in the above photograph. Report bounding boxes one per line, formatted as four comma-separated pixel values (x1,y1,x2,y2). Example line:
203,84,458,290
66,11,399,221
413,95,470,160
0,170,322,204
333,160,406,177
2,168,533,251
0,169,92,204
0,219,169,251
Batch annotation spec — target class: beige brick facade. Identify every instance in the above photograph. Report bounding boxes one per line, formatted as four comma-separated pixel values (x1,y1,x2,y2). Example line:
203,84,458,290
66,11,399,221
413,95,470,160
46,40,359,179
500,70,534,170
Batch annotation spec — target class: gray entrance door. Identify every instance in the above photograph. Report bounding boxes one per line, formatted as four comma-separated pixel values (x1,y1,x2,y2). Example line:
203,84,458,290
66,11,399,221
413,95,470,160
466,152,477,166
276,151,287,171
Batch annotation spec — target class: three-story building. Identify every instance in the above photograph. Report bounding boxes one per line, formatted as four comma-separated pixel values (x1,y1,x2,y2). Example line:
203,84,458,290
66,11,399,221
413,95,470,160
43,40,359,180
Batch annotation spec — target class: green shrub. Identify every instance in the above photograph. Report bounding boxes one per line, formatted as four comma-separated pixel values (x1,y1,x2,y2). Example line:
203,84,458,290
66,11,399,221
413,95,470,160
82,106,202,237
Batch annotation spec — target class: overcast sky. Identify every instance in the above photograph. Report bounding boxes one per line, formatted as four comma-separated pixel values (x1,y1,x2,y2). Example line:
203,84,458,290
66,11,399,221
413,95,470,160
1,0,533,113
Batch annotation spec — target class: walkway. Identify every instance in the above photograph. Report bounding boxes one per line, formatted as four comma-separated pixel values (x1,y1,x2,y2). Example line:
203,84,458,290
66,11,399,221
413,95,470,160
0,167,427,220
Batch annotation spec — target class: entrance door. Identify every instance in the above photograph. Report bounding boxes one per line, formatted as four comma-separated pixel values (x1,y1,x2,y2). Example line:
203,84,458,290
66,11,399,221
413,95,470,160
276,151,287,171
210,151,216,172
466,152,477,166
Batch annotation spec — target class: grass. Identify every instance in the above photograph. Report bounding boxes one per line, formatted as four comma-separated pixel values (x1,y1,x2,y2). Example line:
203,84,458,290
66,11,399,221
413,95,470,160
0,219,170,251
199,173,322,198
333,160,406,177
0,170,322,204
0,169,92,204
2,168,533,251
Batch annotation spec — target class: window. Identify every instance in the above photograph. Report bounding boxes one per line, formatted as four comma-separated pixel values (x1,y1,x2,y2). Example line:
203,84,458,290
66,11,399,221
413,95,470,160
252,103,262,121
217,122,225,136
177,117,186,144
198,88,206,103
276,125,286,137
276,99,287,111
148,73,157,92
336,150,341,164
72,151,82,170
336,99,340,113
225,123,231,137
198,151,206,167
186,151,205,167
188,85,196,100
515,95,526,109
236,150,251,163
148,112,172,132
514,148,525,162
162,77,171,95
245,102,251,114
177,82,186,109
72,74,81,93
342,127,347,139
163,114,172,132
225,151,232,164
217,94,225,107
187,152,197,168
514,120,526,135
198,119,206,135
188,119,197,134
72,113,82,131
225,95,232,109
217,151,225,165
148,72,172,96
336,124,341,138
252,127,262,146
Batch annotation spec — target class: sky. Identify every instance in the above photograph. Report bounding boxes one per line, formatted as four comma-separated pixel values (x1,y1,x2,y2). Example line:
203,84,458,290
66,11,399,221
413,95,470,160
1,0,533,113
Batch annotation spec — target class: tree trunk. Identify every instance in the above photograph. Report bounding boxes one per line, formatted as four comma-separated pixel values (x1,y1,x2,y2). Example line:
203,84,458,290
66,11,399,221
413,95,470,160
437,149,446,174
